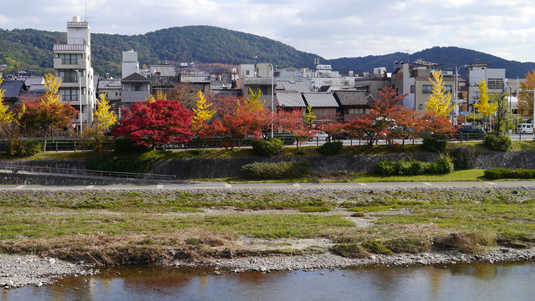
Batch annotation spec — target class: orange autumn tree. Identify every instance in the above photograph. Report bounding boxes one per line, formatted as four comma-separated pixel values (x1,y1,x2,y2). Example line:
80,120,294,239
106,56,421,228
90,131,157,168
17,73,77,152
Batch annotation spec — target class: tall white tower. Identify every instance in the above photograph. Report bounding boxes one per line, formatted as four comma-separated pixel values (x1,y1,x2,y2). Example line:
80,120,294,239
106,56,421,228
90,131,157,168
53,16,95,132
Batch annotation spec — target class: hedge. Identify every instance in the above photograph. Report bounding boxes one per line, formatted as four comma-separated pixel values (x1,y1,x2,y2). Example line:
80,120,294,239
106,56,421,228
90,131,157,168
241,161,311,180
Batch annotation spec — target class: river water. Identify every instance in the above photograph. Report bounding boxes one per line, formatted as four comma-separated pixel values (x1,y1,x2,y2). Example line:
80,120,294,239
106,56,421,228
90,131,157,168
3,261,535,301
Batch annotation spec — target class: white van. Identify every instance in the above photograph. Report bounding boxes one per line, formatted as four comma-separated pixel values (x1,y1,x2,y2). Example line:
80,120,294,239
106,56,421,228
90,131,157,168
517,123,534,134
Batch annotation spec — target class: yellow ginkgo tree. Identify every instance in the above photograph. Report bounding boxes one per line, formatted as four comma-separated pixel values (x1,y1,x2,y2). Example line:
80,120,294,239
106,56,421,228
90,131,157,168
474,80,498,129
81,93,118,153
0,78,15,124
192,91,215,132
425,70,454,117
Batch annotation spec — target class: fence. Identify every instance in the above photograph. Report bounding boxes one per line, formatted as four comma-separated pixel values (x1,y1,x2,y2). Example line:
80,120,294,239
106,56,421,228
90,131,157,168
0,163,176,181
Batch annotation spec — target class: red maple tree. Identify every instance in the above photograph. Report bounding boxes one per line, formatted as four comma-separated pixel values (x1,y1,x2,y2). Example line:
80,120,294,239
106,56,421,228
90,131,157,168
200,95,270,149
112,99,194,148
345,87,407,146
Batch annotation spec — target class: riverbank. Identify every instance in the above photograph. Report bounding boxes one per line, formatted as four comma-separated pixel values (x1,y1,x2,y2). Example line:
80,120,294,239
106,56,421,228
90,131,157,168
1,184,535,288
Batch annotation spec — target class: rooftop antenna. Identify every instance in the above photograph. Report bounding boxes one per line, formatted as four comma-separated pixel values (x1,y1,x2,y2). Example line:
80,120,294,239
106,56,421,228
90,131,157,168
83,0,96,22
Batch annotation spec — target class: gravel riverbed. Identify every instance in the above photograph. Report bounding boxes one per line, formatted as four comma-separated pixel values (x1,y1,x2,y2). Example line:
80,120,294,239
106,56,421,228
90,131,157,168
3,184,535,288
0,254,97,290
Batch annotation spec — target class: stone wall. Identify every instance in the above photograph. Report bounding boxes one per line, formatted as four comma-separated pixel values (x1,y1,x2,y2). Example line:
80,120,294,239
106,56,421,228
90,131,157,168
0,151,533,183
150,153,441,179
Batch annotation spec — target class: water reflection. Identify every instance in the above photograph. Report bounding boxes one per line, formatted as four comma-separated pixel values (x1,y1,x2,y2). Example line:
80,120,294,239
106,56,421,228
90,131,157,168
3,261,535,301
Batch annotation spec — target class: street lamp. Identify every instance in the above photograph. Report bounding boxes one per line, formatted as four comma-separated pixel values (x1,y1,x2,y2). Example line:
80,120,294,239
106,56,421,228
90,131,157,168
75,70,82,136
268,63,274,138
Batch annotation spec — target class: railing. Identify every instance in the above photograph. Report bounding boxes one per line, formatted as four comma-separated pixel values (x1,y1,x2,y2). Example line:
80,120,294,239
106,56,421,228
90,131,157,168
0,163,175,181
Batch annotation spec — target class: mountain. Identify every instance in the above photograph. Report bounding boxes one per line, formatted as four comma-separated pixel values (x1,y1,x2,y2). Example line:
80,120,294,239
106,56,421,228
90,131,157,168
329,46,535,78
0,26,534,79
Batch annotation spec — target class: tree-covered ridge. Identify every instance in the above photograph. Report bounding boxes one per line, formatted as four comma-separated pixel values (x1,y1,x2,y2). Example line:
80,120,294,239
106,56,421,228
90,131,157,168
1,26,535,79
330,46,535,78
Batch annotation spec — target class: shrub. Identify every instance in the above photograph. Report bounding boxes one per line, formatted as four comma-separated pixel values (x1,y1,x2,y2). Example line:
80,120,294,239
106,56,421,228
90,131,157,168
4,140,42,156
241,161,311,180
113,138,150,153
484,168,535,179
423,135,448,153
375,158,430,176
428,155,454,174
449,146,476,170
374,160,397,176
318,141,343,156
252,138,284,157
484,135,512,152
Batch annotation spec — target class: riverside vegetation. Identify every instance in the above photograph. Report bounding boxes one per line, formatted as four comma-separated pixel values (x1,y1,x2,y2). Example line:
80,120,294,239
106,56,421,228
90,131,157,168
1,139,535,267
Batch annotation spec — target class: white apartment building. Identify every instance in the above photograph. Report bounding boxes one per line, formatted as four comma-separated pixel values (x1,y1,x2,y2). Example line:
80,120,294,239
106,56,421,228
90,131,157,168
53,16,95,131
466,62,505,113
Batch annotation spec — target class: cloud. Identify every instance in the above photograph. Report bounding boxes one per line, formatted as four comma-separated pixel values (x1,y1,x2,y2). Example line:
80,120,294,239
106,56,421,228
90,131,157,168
1,0,535,62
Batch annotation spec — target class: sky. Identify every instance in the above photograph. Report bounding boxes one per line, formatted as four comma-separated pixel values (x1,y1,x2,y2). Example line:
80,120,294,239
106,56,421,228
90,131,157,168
2,0,535,63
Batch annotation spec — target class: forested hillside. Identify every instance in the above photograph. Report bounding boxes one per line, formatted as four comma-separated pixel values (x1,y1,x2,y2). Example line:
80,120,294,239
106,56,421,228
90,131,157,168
1,26,534,79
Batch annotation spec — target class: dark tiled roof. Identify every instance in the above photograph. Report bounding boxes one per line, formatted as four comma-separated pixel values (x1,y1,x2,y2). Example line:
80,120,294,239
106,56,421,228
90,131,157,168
302,93,339,108
0,80,24,98
53,44,86,51
334,91,374,106
150,65,177,77
151,76,178,87
122,72,150,82
277,91,306,107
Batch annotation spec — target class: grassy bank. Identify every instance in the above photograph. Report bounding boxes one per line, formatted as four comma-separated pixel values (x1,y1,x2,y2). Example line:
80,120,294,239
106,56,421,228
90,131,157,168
0,187,534,265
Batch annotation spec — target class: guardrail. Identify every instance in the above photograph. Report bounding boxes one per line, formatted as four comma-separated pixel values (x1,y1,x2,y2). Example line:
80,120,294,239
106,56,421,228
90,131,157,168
0,163,176,181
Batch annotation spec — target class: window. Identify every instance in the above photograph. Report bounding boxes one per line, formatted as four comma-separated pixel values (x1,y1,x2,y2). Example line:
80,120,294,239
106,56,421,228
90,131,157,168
58,54,83,65
488,78,504,90
445,85,452,93
133,84,143,91
423,85,432,93
60,88,79,101
472,91,480,99
419,104,423,110
58,70,81,83
346,108,367,114
410,85,415,93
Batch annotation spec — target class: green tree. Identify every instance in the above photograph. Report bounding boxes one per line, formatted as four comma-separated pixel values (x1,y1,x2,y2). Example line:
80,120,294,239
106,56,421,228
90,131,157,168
425,70,454,116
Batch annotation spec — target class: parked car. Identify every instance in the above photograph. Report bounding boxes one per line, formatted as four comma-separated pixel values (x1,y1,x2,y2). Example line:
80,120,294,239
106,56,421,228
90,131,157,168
455,125,485,134
308,131,329,141
517,123,534,134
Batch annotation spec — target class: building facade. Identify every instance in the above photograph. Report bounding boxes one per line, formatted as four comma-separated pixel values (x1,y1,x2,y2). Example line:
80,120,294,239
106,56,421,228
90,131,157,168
53,16,95,131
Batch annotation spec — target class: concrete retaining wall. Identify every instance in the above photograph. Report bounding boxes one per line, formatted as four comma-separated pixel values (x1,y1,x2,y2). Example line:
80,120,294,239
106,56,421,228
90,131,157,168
0,151,534,183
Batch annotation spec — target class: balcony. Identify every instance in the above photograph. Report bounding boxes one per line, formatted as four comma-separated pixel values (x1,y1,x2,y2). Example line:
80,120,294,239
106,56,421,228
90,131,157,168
53,58,88,70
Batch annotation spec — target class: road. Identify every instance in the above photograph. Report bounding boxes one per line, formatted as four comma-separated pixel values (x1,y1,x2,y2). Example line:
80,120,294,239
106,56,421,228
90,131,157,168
1,181,534,190
304,133,534,146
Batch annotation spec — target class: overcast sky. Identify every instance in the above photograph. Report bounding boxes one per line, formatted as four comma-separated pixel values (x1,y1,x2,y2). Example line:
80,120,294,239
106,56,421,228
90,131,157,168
2,0,535,63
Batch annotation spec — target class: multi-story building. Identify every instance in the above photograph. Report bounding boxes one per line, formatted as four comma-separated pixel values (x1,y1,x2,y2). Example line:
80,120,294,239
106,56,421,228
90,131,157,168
466,62,506,115
53,16,95,131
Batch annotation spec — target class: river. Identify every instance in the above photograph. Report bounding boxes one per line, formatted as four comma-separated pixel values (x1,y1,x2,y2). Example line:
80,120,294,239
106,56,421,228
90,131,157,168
3,261,535,301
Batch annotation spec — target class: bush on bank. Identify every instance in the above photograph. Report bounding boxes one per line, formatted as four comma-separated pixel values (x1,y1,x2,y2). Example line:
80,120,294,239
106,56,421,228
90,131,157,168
374,156,454,176
252,138,284,157
484,168,535,179
241,161,311,180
